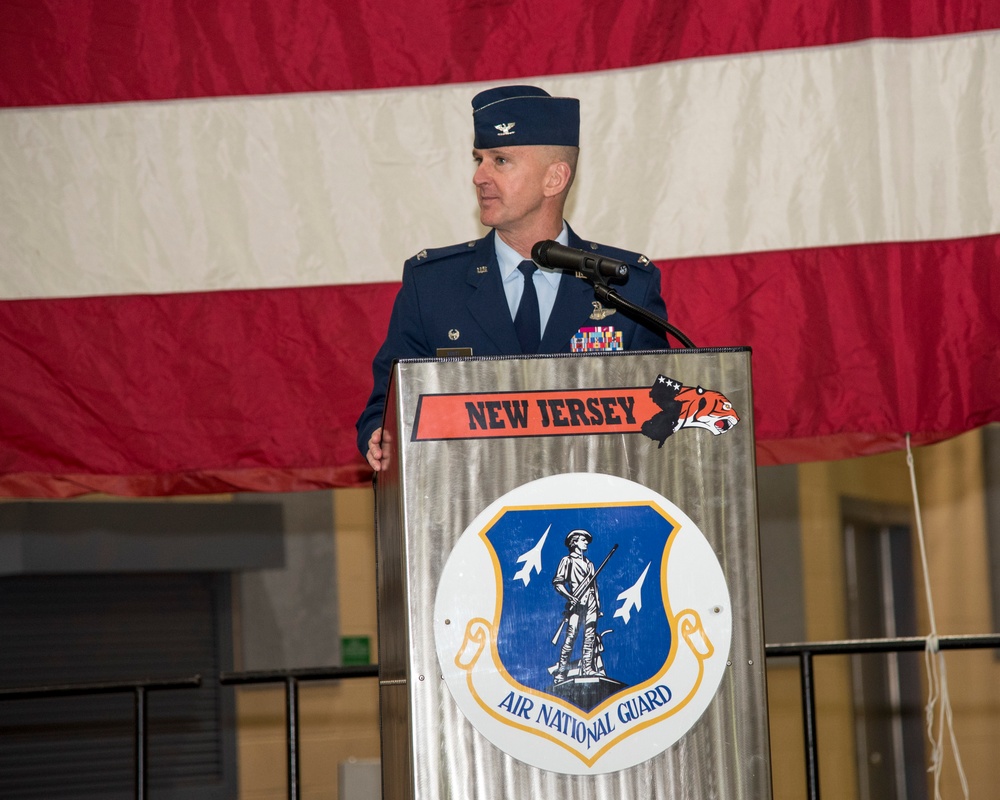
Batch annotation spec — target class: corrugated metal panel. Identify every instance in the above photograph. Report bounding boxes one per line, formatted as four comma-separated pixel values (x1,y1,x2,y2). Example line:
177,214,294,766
0,573,235,799
376,350,772,799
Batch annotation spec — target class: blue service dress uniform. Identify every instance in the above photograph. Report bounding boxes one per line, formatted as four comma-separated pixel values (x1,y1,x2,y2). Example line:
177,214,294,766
356,226,669,455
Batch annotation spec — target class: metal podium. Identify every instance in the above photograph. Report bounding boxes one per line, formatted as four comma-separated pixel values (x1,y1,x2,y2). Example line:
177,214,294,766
374,348,772,799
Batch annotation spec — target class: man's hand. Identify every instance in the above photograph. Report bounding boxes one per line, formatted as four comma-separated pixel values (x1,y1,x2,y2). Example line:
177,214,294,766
366,427,384,471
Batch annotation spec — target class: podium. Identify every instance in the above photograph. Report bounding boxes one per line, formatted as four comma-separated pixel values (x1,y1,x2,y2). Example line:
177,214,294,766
375,348,772,799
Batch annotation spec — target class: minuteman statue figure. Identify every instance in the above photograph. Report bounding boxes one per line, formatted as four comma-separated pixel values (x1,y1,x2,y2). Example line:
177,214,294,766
552,529,603,681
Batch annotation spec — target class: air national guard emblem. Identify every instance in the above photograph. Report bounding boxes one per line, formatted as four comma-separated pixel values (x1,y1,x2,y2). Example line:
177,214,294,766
434,473,732,774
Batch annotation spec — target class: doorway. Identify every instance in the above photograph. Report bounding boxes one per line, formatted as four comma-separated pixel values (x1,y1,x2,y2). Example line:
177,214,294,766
842,498,927,800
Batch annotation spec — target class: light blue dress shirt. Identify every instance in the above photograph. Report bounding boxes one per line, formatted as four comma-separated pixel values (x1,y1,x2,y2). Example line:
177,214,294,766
496,223,569,337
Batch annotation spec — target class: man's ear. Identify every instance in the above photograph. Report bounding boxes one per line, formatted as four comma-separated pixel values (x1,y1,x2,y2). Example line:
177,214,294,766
543,160,572,197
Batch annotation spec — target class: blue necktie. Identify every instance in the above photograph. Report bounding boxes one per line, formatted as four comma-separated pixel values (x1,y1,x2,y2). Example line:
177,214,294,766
514,261,540,354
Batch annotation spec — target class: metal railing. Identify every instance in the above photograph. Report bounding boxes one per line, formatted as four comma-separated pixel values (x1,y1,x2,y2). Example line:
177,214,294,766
218,664,379,800
3,634,1000,800
764,633,1000,800
0,675,202,800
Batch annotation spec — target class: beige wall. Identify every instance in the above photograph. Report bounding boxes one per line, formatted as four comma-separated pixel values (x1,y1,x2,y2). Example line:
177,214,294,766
909,431,1000,795
238,488,381,800
766,429,1000,800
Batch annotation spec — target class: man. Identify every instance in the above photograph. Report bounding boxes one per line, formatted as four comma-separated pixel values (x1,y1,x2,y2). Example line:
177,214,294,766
552,529,602,681
357,85,669,469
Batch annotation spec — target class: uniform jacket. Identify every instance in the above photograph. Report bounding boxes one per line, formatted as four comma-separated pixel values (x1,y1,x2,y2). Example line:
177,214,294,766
356,226,669,455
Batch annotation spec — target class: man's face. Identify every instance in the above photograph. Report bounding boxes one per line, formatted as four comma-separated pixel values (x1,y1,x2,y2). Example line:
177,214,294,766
572,535,589,553
472,145,552,234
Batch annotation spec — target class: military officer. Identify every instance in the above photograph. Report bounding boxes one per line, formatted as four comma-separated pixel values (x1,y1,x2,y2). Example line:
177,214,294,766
357,85,670,470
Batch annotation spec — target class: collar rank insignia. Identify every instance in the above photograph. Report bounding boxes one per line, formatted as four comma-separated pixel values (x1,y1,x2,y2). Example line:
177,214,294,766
589,301,616,321
477,265,488,274
434,473,732,774
495,122,516,136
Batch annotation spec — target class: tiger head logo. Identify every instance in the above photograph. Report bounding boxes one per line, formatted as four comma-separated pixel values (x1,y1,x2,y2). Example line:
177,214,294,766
641,375,739,448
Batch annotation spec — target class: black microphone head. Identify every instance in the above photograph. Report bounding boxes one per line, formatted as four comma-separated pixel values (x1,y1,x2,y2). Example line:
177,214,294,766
531,240,557,264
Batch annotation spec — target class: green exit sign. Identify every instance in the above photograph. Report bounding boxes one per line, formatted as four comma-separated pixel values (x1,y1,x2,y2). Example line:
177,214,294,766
341,635,371,666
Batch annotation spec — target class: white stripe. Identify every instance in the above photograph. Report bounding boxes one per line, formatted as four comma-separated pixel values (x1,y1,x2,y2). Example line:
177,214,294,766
2,32,998,300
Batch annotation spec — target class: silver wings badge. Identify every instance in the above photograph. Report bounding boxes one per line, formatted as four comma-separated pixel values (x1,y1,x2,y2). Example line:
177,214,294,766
590,301,617,320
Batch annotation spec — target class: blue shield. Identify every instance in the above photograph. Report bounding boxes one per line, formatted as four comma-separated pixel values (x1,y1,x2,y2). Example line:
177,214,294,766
483,503,676,712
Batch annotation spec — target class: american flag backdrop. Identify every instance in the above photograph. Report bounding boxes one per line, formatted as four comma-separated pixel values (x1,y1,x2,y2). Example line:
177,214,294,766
1,1,999,497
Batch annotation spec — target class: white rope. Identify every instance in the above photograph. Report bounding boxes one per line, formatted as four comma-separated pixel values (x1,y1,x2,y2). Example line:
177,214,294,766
906,433,969,799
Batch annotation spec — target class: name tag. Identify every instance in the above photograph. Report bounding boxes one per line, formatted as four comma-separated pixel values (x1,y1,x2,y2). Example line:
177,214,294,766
436,347,474,358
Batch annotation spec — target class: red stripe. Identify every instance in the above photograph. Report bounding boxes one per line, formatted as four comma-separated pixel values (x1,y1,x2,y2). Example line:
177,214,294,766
665,234,1000,461
2,0,998,107
0,283,390,495
0,466,369,501
1,235,997,497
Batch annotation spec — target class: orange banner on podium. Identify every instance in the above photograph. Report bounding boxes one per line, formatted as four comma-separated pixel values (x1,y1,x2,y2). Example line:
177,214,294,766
412,388,658,441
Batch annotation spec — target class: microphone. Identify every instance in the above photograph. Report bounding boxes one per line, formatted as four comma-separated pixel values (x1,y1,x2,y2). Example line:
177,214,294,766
531,240,630,282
